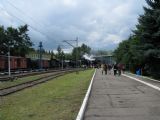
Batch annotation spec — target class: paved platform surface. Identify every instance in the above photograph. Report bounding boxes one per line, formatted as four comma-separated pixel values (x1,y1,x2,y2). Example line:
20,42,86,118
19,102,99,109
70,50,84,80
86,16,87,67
84,69,160,120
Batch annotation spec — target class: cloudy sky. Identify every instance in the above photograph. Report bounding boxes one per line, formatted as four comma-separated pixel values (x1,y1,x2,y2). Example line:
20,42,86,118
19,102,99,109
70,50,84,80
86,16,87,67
0,0,146,52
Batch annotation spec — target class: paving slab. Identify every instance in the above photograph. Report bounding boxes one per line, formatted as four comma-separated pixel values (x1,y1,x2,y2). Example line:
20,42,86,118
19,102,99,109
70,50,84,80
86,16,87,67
84,69,160,120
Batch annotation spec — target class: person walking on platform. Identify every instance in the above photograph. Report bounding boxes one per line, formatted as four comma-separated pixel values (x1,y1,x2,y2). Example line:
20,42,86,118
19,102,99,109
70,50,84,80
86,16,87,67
113,64,118,76
118,64,121,76
104,64,108,75
108,64,112,74
122,65,125,73
101,64,105,75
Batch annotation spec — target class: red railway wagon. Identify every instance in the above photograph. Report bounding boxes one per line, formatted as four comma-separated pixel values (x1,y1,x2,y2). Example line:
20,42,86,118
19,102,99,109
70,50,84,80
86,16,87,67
10,57,17,69
42,60,49,68
10,57,27,70
0,56,6,70
0,56,27,71
17,58,27,69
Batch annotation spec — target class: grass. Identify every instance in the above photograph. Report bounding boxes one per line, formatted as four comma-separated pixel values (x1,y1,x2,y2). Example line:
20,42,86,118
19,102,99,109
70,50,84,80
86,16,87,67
0,72,59,89
0,69,95,120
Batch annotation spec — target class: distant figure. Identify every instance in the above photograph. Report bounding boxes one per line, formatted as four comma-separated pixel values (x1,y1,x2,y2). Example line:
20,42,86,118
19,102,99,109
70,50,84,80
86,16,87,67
113,64,118,76
104,64,108,75
108,64,112,74
101,64,105,75
118,64,121,76
136,68,141,75
122,65,125,73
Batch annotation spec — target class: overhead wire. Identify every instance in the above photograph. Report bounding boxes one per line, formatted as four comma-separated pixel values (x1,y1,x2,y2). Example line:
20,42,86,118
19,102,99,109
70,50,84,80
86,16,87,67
0,6,48,39
0,1,60,46
5,0,49,31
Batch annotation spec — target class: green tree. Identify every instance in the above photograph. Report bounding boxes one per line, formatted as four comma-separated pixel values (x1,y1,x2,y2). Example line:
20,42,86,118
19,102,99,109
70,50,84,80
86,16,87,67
114,0,160,78
81,44,91,55
134,0,160,77
0,26,7,54
0,24,33,57
71,44,91,60
65,53,72,60
50,51,55,60
114,40,130,63
72,47,81,60
56,45,62,60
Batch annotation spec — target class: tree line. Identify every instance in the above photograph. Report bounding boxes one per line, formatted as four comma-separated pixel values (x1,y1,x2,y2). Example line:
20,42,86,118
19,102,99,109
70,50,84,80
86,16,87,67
0,24,91,62
55,43,91,61
0,25,33,57
114,0,160,78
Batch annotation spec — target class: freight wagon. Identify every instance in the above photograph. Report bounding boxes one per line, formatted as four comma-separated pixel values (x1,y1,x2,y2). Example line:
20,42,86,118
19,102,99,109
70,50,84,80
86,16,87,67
0,55,27,71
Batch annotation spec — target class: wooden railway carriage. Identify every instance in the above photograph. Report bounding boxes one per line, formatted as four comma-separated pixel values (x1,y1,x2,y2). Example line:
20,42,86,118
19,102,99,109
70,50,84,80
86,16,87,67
0,56,27,71
0,56,6,70
0,52,60,71
17,58,27,69
10,57,17,69
10,57,27,70
26,52,51,69
42,60,49,68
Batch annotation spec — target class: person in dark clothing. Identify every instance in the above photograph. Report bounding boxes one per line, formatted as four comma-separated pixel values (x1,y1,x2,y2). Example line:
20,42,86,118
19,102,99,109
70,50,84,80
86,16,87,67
122,65,125,73
118,65,121,76
113,64,118,76
104,64,108,75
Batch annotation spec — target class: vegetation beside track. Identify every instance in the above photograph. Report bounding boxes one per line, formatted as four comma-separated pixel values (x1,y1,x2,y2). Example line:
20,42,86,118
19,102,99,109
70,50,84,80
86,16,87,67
0,73,50,89
0,69,94,120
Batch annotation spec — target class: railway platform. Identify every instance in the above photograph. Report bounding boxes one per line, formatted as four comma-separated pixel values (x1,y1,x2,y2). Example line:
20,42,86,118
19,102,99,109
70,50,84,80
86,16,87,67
83,69,160,120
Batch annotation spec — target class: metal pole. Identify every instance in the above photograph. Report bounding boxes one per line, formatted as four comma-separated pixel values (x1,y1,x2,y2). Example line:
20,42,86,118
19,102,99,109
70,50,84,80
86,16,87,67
62,38,79,73
39,42,43,70
76,37,78,69
59,45,65,70
8,46,11,77
61,56,63,70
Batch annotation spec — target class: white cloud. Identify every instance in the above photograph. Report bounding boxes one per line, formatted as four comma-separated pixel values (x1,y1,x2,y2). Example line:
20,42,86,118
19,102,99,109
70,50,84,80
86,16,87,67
87,31,101,42
112,3,131,17
62,0,77,7
104,34,122,44
0,10,11,19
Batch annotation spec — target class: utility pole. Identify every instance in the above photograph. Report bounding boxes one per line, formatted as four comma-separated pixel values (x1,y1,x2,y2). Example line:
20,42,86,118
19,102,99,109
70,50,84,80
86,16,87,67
58,44,65,70
63,37,78,69
39,42,43,70
8,46,11,77
7,35,12,78
62,58,63,69
61,54,64,70
76,37,78,69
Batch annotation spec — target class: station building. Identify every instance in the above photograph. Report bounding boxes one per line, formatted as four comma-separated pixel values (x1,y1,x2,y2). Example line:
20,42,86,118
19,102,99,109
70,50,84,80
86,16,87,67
93,55,115,65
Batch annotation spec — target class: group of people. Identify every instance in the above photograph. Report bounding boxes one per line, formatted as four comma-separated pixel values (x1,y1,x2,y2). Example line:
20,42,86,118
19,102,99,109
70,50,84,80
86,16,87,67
101,64,112,75
113,64,121,76
101,63,125,76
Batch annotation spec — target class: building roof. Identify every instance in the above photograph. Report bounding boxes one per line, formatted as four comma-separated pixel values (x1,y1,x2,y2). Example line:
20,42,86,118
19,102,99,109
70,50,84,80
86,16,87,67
26,52,55,60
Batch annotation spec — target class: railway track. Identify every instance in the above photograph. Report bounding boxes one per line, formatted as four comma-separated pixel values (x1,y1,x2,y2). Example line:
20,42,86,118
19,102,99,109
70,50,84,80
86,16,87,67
0,69,79,96
0,68,72,81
